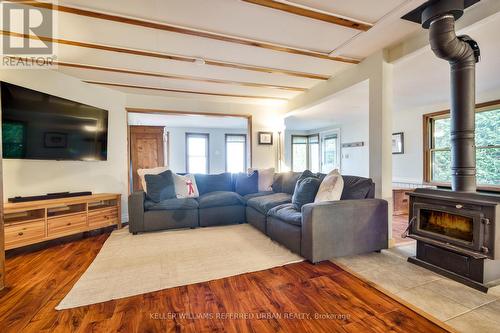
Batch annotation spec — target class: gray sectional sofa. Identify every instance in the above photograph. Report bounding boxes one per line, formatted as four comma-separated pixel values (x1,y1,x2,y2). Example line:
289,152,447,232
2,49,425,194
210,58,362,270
128,171,388,263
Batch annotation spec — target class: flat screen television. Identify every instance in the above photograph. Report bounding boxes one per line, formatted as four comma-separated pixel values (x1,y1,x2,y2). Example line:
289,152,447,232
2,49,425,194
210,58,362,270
1,82,108,161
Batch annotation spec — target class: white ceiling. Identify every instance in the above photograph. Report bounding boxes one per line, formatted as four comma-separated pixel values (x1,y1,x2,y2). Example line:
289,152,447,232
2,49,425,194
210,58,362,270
128,112,248,129
5,0,434,104
286,6,500,131
285,80,369,130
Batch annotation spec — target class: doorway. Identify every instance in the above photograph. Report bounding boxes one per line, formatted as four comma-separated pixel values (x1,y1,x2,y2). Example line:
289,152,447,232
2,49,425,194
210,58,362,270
127,109,252,194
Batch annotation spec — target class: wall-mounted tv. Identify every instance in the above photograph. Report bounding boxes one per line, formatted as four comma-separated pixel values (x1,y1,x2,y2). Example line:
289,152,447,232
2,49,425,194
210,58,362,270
1,82,108,161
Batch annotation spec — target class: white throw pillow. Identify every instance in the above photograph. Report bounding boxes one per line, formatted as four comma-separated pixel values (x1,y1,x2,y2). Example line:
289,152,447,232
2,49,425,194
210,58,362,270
172,173,199,198
248,167,275,192
314,169,344,203
137,166,169,192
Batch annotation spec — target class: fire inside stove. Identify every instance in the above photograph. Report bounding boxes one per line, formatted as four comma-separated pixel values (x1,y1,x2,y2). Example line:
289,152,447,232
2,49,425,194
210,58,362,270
419,209,474,243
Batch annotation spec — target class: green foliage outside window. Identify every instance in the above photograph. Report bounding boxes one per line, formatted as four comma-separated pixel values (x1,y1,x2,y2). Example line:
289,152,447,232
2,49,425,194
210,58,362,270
431,109,499,186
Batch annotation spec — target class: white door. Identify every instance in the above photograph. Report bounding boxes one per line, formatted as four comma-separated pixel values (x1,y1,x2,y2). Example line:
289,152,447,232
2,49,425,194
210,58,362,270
321,133,339,173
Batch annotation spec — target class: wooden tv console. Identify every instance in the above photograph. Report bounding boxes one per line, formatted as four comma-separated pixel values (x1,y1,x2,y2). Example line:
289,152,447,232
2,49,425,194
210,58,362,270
3,193,121,250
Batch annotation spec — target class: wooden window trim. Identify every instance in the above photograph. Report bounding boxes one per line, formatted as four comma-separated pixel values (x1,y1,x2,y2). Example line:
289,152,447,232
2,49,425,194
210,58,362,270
423,99,500,192
225,134,247,173
186,133,210,174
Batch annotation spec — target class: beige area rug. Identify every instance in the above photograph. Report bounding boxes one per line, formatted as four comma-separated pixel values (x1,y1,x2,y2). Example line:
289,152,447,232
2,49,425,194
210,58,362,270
56,224,303,310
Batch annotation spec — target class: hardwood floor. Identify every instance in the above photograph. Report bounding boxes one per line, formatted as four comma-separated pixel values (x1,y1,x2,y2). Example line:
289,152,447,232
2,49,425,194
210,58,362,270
393,214,416,245
0,231,448,333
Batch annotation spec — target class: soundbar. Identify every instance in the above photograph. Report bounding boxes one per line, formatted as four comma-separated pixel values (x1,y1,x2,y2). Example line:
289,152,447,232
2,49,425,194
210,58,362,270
8,191,93,203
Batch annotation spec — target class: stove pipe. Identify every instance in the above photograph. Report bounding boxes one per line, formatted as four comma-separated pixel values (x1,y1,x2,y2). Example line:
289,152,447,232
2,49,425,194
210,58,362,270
421,1,481,192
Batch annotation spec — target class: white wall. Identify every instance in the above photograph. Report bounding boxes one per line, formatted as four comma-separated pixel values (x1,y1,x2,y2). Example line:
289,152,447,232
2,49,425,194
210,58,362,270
284,122,369,177
163,127,247,174
126,94,287,169
340,120,369,177
0,69,129,219
0,71,285,222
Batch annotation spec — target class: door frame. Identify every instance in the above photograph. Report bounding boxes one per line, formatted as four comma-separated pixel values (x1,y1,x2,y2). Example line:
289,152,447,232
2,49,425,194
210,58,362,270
320,128,341,173
126,108,253,194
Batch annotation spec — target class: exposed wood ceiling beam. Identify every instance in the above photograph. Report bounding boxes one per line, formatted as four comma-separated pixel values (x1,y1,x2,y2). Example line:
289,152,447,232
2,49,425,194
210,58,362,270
11,58,307,92
242,0,372,31
9,0,359,64
0,30,329,81
83,81,290,101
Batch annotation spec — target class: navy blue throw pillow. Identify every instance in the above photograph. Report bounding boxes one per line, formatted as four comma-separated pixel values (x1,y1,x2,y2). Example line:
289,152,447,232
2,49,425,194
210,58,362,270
298,169,325,182
145,170,176,203
292,176,321,209
235,171,259,196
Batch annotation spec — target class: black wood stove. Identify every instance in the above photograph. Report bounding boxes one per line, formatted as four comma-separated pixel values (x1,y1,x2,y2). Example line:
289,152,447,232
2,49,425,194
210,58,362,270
403,0,500,292
407,188,499,291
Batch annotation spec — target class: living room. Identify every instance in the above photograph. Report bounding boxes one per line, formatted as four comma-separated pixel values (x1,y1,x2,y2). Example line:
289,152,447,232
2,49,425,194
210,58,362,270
0,1,499,332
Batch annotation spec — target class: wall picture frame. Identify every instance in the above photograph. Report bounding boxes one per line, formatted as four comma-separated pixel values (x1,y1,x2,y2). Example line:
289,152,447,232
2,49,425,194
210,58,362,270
392,132,404,154
258,132,273,145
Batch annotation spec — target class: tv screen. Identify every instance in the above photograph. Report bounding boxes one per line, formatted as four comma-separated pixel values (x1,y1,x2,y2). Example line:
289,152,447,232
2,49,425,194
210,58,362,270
1,82,108,161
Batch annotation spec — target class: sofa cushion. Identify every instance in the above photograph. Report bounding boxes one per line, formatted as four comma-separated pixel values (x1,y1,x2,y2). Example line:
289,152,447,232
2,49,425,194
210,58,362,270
197,191,244,208
268,203,302,226
292,176,321,209
341,176,374,200
144,198,199,211
248,167,275,192
234,171,258,196
246,193,292,215
173,173,199,198
144,170,176,203
243,191,273,202
195,173,233,195
272,172,301,194
137,166,169,192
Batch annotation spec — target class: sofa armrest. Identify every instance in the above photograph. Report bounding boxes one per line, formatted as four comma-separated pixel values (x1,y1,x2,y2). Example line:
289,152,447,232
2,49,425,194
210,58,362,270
301,199,388,263
128,191,146,233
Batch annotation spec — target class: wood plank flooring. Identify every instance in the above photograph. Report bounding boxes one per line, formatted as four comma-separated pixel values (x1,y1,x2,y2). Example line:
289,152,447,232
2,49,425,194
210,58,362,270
0,231,449,333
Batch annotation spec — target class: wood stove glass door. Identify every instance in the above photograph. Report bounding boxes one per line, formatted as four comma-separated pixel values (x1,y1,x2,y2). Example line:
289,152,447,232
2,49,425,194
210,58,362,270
413,203,484,252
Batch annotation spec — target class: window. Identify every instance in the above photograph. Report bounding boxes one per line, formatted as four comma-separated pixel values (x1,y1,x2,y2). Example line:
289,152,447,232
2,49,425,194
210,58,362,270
186,133,209,174
225,134,247,173
291,134,320,172
308,135,320,173
424,105,499,187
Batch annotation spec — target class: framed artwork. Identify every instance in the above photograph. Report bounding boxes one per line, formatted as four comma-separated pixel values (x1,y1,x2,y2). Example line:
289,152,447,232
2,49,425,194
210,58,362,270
44,132,68,148
258,132,273,145
392,132,404,154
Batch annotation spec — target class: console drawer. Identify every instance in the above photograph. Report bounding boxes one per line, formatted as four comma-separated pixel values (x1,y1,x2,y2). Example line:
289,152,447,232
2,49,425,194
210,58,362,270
5,220,46,249
48,213,87,237
88,207,119,228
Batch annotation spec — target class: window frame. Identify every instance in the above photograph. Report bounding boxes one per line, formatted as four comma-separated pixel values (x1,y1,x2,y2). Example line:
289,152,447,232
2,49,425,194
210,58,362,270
423,100,500,191
291,134,320,172
225,133,247,173
185,132,209,174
